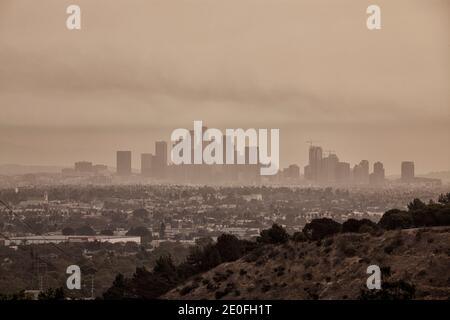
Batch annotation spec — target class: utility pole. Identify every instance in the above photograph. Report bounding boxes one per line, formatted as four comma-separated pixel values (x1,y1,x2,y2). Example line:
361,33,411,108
90,274,95,299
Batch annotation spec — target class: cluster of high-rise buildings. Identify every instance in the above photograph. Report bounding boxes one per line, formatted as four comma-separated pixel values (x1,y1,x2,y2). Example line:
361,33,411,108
303,145,386,185
115,141,438,185
116,141,168,178
65,137,438,186
303,145,440,186
116,139,265,184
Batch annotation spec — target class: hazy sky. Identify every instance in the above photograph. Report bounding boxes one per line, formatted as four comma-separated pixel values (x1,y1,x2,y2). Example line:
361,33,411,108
0,0,449,174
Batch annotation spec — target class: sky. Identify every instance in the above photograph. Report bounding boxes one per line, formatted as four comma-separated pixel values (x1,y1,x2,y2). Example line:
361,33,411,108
0,0,449,174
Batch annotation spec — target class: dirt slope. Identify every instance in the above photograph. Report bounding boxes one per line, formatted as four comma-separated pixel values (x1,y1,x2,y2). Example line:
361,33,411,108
164,227,450,300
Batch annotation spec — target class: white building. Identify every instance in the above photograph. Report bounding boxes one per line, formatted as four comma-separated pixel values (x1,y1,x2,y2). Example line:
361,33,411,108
3,235,141,246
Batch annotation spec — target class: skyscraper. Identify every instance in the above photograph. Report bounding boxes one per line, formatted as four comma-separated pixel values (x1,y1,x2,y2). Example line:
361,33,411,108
353,160,369,184
304,145,322,182
116,151,132,176
370,161,385,185
401,161,415,182
336,162,351,184
141,153,153,177
154,141,168,178
320,153,339,183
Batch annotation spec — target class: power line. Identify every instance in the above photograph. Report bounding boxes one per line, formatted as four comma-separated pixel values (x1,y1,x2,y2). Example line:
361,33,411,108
0,199,97,298
0,199,73,259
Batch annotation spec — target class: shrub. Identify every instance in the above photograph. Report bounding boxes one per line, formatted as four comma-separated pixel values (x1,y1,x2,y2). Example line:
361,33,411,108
100,229,114,236
243,246,265,263
179,282,199,296
126,226,152,238
336,238,357,257
215,290,227,299
378,209,412,230
38,287,65,300
407,198,427,211
342,219,378,233
291,231,307,242
384,237,403,255
435,207,450,226
323,238,334,247
410,209,438,227
359,280,416,300
62,227,75,235
216,234,243,262
75,225,96,236
257,224,289,244
303,218,341,240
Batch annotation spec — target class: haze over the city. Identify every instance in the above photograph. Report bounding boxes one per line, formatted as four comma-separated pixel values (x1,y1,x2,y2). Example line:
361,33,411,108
0,0,449,174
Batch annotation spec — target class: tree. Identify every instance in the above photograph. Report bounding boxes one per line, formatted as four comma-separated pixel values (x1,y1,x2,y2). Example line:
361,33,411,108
62,227,75,235
153,255,177,278
410,208,437,227
100,229,114,236
216,234,243,262
257,224,289,244
195,237,214,248
291,231,307,242
359,280,415,300
38,287,65,300
75,225,96,235
126,226,152,240
435,207,450,226
302,218,341,240
132,208,149,219
407,198,427,211
438,193,450,205
103,274,127,300
159,222,166,239
378,209,412,230
342,218,378,233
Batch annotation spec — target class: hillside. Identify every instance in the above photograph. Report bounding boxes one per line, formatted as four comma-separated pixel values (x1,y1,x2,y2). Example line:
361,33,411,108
164,227,450,300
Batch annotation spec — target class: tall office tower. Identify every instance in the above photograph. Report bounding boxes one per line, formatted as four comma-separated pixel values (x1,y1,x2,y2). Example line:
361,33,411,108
370,161,385,185
305,145,323,182
401,161,415,182
373,162,385,179
360,160,369,183
116,151,132,176
353,160,370,184
304,164,312,180
320,153,339,183
141,153,153,176
336,162,351,184
154,141,168,178
353,160,369,184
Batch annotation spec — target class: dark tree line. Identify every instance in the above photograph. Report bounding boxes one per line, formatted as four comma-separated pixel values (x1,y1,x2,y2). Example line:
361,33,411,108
102,234,259,299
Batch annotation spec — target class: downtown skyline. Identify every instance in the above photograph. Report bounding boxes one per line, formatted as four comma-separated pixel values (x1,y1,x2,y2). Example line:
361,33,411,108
0,0,448,174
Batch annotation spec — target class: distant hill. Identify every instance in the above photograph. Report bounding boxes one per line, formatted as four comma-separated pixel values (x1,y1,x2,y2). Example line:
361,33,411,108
0,164,66,175
164,227,450,300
